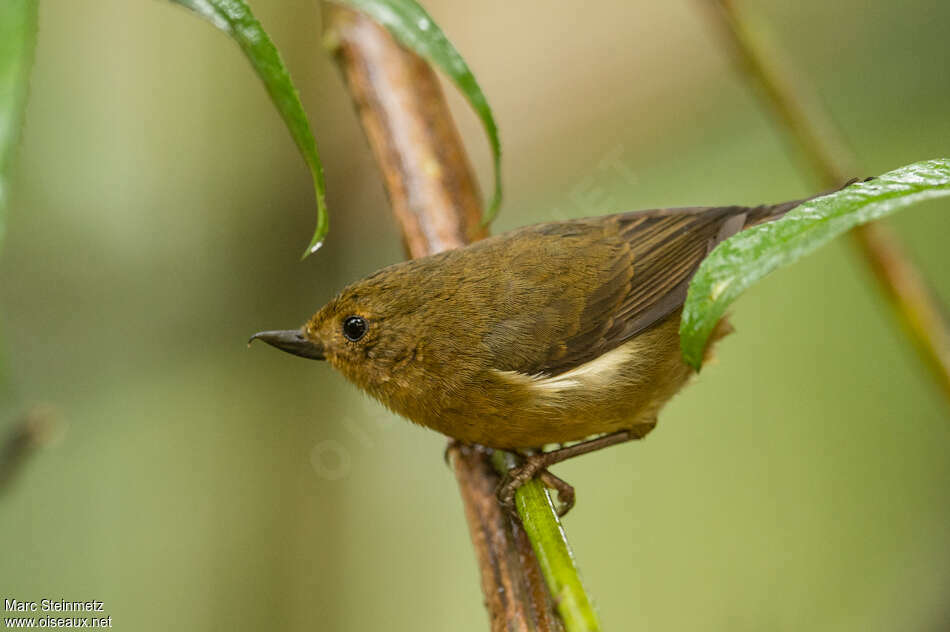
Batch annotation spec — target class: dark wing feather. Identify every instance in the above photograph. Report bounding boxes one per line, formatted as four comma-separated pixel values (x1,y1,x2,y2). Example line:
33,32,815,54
525,199,806,376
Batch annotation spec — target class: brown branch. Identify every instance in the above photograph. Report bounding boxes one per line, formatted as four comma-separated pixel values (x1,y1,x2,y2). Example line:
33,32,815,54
704,0,950,402
321,5,487,258
322,5,562,630
453,445,566,631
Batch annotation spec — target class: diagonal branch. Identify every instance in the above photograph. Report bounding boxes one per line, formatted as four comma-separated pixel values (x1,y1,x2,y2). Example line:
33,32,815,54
322,5,566,630
703,0,950,402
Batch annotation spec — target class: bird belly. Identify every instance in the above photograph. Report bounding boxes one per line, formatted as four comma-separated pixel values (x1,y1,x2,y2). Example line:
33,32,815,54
451,315,698,449
388,314,731,450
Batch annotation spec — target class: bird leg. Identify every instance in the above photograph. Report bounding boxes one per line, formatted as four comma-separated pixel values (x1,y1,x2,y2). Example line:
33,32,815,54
497,430,635,516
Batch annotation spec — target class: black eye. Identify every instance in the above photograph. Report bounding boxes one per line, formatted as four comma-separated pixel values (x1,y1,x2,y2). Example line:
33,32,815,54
342,315,367,342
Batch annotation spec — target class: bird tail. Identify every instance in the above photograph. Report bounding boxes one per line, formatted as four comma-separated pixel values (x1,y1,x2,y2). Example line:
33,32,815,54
744,178,867,227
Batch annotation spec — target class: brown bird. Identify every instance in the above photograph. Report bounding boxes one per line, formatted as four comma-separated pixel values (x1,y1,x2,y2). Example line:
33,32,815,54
251,192,826,512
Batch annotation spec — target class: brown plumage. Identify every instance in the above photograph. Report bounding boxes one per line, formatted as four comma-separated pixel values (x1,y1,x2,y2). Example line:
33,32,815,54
251,195,814,451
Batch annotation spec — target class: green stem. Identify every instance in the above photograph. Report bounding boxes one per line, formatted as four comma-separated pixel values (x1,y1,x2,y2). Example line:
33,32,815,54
492,451,601,632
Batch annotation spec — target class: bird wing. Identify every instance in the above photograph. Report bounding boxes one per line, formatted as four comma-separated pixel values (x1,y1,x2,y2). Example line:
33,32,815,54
484,204,777,377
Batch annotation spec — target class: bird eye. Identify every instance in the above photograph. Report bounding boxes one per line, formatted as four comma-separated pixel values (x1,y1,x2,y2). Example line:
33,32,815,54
342,315,367,342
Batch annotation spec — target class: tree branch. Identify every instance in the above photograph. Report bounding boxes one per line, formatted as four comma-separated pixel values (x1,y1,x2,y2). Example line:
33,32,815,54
321,5,486,257
702,0,950,402
322,5,566,630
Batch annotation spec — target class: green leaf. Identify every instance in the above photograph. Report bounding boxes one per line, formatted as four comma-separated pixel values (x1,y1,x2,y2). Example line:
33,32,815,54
680,158,950,369
335,0,503,224
0,0,39,252
169,0,328,257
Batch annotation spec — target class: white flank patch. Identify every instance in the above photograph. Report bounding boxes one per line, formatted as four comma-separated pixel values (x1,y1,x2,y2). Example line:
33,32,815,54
495,340,639,394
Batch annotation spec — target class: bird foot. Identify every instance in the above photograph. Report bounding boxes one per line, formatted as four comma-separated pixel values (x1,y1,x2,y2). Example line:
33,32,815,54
495,430,637,518
497,454,576,517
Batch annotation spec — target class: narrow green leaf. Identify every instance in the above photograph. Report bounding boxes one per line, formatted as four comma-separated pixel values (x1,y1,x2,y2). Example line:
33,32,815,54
335,0,503,224
170,0,328,257
0,0,39,252
681,158,950,369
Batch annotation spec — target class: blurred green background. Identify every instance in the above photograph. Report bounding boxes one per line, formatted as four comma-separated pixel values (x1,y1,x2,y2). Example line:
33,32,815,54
2,0,949,629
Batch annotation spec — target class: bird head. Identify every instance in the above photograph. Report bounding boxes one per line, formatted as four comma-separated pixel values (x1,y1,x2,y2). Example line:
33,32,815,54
249,260,446,398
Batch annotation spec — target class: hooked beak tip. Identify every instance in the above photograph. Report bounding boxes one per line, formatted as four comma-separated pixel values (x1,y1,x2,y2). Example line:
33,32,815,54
247,331,268,347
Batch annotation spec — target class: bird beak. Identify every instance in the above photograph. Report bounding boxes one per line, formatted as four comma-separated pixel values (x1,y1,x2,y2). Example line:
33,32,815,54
248,329,325,360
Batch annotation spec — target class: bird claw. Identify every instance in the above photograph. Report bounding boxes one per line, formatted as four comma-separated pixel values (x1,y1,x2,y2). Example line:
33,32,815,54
540,470,575,517
443,439,464,466
496,454,576,518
